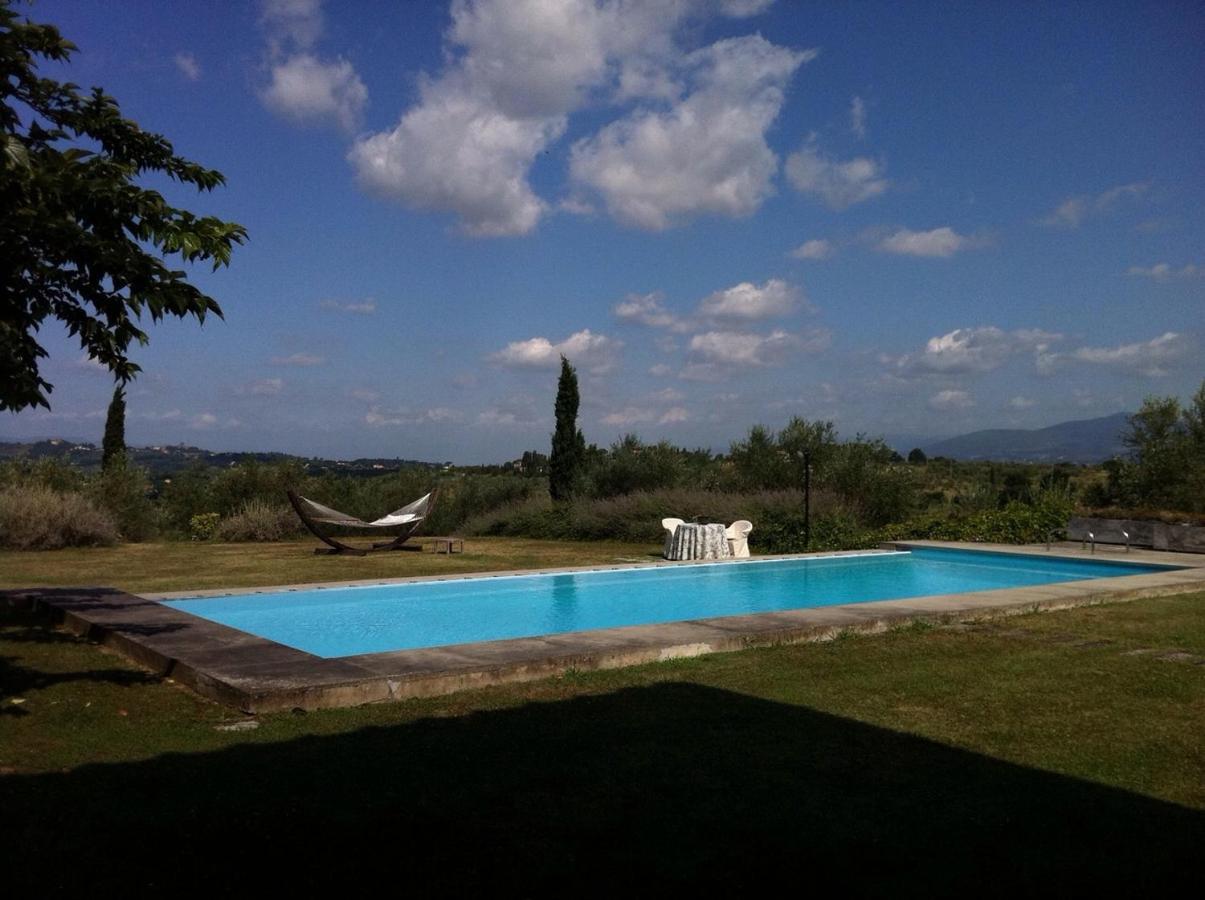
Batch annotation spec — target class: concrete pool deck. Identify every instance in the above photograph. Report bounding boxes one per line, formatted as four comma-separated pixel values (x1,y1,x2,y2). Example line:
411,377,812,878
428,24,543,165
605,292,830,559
6,541,1205,712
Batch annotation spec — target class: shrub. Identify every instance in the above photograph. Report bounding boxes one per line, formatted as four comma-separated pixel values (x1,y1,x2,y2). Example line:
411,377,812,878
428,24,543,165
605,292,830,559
462,489,840,545
189,512,221,541
87,454,159,541
217,500,301,542
0,485,119,550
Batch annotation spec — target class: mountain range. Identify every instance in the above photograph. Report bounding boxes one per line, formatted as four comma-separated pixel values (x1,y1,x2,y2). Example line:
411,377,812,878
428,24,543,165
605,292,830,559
898,412,1132,463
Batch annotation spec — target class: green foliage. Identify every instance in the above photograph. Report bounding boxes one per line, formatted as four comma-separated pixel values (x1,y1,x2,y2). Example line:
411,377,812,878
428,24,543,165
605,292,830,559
1087,380,1205,513
0,483,118,549
101,384,126,469
188,512,220,541
87,453,158,541
549,355,585,501
0,455,85,492
216,500,299,543
907,448,927,464
0,2,246,410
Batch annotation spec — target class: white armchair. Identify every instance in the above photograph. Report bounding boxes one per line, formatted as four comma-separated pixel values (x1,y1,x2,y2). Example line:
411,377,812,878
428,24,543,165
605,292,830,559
661,517,684,559
725,520,753,558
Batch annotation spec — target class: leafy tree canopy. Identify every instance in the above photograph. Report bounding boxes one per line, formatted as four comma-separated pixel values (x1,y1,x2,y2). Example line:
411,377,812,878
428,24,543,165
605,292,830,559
1,1,246,411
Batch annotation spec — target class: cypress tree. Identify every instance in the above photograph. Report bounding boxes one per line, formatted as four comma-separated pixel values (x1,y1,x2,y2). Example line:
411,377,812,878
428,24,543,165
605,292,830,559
549,355,585,501
101,384,126,469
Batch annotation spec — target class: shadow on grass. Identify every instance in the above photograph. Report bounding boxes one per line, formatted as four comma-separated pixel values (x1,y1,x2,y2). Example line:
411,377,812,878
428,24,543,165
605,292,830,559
4,682,1201,893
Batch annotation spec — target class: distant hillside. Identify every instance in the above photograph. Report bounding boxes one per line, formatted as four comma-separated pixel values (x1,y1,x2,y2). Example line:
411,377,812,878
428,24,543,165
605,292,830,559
919,412,1131,463
0,439,446,477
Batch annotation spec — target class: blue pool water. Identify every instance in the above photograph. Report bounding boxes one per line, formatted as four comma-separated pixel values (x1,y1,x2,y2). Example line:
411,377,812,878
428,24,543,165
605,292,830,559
164,548,1172,658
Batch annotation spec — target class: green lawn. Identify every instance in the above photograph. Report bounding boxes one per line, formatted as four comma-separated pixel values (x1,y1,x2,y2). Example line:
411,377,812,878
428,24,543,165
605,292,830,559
0,536,663,593
2,565,1203,892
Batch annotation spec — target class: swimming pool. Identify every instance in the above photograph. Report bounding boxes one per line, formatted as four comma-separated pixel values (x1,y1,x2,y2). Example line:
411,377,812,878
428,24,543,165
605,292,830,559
163,547,1175,659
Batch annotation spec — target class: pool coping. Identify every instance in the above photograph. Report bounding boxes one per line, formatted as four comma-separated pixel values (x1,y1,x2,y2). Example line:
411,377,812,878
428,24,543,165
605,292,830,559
6,541,1205,713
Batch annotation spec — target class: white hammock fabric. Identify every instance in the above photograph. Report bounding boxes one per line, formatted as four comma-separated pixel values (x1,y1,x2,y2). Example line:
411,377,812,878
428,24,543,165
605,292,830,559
294,493,432,529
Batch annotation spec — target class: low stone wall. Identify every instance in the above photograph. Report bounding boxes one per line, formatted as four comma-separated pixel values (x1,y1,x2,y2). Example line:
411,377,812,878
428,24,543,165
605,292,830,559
1068,516,1205,553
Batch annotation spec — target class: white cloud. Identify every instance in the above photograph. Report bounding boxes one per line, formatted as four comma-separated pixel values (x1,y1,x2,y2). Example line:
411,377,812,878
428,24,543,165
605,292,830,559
785,143,888,210
490,328,622,374
349,0,700,236
188,412,238,430
1040,181,1149,228
365,406,464,426
928,390,974,411
239,378,285,397
349,2,808,235
894,327,1060,375
571,35,812,230
261,54,367,131
270,352,325,366
649,363,674,376
1126,262,1201,281
688,328,815,367
259,1,367,132
174,52,201,81
615,278,805,334
697,278,806,320
613,292,685,330
319,298,377,314
1008,396,1036,409
791,238,833,260
878,226,972,258
659,406,690,423
601,406,657,426
1041,331,1192,377
849,95,866,138
348,388,380,402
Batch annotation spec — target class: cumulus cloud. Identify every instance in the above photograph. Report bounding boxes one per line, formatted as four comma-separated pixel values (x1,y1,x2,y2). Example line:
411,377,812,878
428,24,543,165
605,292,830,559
259,0,367,132
348,1,806,235
688,327,828,367
878,226,974,258
261,54,367,131
1040,181,1149,228
928,390,974,411
1039,331,1192,377
319,298,377,314
349,0,687,235
791,238,833,260
174,52,201,81
1126,262,1200,281
697,278,806,320
785,143,888,210
613,292,686,331
893,327,1061,375
490,329,622,374
365,406,464,426
849,95,866,138
615,278,806,335
570,35,812,230
270,352,325,366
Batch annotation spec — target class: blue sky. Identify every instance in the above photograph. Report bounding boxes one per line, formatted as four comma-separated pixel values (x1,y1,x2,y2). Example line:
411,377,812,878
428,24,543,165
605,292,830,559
4,0,1203,462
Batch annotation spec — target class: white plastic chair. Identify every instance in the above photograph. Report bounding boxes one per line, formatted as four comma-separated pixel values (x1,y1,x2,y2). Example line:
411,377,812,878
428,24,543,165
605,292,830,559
662,517,684,559
725,520,753,558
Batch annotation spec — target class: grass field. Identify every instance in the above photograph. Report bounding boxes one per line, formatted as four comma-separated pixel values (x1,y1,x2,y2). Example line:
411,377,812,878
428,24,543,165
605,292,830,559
2,546,1203,892
0,536,663,593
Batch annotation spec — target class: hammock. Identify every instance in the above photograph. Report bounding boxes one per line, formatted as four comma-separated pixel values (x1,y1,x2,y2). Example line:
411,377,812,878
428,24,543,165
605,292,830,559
287,489,436,556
